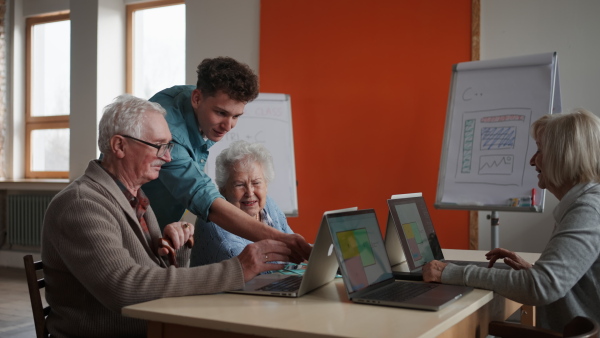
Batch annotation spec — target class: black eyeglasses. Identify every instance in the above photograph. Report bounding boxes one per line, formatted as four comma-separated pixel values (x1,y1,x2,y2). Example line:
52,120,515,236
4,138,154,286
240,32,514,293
120,135,174,157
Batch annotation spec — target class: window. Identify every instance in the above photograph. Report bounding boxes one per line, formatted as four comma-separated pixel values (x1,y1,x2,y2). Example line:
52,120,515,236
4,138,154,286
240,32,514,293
26,12,70,178
127,0,185,99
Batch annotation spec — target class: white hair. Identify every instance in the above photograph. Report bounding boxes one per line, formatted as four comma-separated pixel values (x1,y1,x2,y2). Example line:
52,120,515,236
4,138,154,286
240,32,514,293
215,140,275,189
531,108,600,188
98,94,166,154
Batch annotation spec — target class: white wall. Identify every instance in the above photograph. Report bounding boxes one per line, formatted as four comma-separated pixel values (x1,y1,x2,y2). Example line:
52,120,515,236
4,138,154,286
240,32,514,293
69,1,101,179
22,0,68,16
6,0,25,179
185,0,260,83
478,0,600,252
69,0,127,179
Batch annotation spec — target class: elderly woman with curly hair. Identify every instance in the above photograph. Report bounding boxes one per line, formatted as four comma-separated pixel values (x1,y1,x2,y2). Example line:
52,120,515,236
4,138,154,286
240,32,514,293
424,108,600,331
191,140,294,266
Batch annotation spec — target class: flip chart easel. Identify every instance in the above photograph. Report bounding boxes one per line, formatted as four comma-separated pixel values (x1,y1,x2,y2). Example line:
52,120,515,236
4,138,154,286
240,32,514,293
435,52,561,248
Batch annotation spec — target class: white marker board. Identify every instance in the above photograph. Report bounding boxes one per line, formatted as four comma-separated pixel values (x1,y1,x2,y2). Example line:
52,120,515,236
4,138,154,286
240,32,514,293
205,93,299,216
435,52,561,212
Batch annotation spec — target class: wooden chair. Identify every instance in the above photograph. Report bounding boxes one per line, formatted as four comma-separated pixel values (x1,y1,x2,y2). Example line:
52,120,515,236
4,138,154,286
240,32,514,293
23,255,50,338
489,316,599,338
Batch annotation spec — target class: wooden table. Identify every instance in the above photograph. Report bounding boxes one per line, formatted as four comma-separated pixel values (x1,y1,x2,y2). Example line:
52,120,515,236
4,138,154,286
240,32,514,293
123,249,541,338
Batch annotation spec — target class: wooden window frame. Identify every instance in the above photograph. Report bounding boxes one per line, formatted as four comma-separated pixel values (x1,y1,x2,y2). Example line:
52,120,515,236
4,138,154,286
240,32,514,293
126,0,184,94
25,12,70,179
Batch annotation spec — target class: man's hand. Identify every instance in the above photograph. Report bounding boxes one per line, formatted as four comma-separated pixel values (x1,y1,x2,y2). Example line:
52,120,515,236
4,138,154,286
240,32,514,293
486,248,532,270
158,221,195,257
275,233,312,263
237,239,292,282
423,260,448,283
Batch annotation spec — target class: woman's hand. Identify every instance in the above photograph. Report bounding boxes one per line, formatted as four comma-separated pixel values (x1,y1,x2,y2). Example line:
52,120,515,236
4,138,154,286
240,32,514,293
486,248,532,270
423,260,448,283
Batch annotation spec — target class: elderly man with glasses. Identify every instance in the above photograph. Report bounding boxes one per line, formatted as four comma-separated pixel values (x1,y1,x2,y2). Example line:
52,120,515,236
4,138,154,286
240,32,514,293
41,94,292,338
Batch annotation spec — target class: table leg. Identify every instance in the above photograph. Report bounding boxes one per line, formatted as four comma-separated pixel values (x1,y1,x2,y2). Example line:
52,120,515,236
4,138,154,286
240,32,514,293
521,305,536,326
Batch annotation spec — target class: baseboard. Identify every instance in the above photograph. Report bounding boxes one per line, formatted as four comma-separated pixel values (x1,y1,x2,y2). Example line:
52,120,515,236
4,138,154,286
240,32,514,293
0,249,41,269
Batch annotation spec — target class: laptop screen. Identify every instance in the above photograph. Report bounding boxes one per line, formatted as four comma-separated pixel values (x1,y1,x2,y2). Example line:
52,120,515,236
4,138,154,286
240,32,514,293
326,209,393,294
387,196,444,271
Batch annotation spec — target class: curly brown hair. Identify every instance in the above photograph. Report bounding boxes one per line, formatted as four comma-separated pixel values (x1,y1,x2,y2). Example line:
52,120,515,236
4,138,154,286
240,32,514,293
196,57,259,103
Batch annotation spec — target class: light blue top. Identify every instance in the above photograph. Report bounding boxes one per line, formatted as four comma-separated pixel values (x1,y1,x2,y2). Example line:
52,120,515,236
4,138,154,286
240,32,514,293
142,85,223,228
191,196,294,266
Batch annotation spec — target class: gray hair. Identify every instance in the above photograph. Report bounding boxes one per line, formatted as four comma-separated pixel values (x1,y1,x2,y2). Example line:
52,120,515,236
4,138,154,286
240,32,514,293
215,140,275,189
98,94,167,154
531,108,600,188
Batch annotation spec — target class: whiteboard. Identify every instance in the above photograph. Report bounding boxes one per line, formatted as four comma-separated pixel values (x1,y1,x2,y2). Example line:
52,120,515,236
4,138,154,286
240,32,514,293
205,93,299,216
435,53,561,212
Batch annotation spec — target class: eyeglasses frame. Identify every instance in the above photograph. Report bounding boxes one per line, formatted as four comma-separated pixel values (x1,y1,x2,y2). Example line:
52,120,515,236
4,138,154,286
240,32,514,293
120,134,174,157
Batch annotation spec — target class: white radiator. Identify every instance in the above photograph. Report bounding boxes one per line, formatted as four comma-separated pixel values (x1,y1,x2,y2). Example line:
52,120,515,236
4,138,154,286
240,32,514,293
7,194,54,247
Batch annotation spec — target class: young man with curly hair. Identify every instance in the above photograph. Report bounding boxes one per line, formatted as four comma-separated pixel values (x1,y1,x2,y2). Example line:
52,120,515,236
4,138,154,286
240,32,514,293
143,57,311,263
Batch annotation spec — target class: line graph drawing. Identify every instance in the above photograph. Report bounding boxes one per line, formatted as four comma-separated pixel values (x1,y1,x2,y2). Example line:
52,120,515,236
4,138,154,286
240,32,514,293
479,155,514,175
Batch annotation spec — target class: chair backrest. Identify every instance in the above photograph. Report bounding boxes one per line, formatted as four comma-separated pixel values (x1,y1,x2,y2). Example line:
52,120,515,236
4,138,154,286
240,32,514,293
23,255,50,338
564,316,600,338
489,316,600,338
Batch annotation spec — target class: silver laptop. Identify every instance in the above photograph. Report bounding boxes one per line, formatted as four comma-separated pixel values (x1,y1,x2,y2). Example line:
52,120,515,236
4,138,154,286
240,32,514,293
386,193,510,277
228,207,356,297
326,209,472,311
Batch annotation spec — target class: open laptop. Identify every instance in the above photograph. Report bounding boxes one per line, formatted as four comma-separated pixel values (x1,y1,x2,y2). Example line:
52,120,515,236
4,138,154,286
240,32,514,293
386,193,510,277
228,207,356,298
326,209,472,311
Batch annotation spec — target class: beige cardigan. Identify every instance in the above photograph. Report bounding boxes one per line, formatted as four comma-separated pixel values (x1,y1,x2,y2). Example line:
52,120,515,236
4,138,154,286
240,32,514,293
42,160,244,338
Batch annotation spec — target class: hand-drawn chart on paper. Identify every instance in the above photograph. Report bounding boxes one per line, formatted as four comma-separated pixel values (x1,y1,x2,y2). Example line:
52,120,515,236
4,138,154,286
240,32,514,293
435,53,560,211
456,108,531,186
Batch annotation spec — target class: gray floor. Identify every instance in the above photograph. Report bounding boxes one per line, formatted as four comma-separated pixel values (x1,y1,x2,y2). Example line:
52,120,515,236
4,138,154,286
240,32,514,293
0,267,39,338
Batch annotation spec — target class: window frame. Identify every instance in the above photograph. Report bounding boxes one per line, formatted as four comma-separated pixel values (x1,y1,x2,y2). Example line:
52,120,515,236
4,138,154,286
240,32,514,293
126,0,185,94
25,11,71,179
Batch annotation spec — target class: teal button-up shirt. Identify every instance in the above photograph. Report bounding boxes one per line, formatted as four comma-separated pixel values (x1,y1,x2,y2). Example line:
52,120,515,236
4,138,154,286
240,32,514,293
143,85,223,229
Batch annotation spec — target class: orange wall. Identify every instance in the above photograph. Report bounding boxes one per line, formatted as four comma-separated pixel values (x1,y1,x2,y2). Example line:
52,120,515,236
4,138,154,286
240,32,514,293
260,1,472,248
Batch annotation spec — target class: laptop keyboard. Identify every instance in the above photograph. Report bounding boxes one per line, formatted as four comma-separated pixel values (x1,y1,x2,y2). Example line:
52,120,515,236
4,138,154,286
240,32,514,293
367,282,439,302
257,275,303,292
